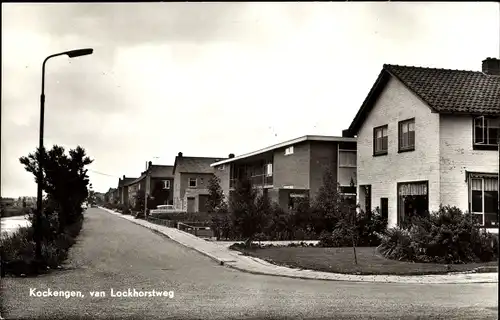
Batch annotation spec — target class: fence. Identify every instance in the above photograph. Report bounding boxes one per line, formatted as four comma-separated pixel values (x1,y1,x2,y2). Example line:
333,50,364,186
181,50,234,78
145,217,214,238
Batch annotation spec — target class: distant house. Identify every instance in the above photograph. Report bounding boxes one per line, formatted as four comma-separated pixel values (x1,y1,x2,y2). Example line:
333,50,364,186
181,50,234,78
117,175,138,208
211,135,357,212
172,152,226,212
343,57,499,232
147,163,174,208
104,188,118,204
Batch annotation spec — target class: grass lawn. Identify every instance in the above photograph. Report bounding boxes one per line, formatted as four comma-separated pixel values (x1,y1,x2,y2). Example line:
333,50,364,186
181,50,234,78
234,246,498,275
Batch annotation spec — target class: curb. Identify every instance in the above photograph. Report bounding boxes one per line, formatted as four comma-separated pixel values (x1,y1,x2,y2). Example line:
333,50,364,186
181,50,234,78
98,207,498,284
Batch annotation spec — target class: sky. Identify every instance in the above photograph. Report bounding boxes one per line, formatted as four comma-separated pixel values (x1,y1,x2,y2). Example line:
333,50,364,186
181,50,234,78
1,2,499,197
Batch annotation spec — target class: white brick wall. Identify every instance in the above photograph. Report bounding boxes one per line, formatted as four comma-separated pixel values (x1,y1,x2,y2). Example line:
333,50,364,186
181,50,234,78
357,77,441,228
439,115,499,211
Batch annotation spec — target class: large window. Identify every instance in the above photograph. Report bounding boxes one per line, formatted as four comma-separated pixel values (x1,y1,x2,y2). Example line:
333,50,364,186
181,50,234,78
339,150,357,167
373,125,388,156
397,181,429,226
398,118,415,152
474,116,499,149
470,176,498,227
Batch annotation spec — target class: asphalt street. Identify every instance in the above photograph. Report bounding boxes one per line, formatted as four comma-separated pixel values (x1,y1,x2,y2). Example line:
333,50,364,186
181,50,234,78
1,208,498,320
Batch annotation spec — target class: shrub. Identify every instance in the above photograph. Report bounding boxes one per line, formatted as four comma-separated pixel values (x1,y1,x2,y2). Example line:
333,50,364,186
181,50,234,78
379,206,499,263
1,214,84,277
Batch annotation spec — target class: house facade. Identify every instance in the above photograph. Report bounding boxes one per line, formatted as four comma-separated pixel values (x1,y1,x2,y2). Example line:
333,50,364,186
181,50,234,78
145,163,174,208
117,176,137,208
122,162,175,210
343,58,499,232
172,153,226,212
211,135,357,211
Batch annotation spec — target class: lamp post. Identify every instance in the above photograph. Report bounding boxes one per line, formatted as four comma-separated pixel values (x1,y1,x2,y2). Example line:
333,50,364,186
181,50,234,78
35,48,93,264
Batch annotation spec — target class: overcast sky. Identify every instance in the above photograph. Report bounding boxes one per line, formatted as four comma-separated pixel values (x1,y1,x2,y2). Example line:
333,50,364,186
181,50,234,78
1,2,499,197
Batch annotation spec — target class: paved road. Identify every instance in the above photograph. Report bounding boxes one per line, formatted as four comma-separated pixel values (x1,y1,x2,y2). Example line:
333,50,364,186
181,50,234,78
1,208,497,320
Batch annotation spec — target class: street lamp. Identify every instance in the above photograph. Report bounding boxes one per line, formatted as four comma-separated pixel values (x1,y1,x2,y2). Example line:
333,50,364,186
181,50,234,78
35,48,93,265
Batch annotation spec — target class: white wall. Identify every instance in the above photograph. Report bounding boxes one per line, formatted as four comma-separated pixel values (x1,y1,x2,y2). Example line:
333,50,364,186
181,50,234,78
356,77,441,228
439,115,499,211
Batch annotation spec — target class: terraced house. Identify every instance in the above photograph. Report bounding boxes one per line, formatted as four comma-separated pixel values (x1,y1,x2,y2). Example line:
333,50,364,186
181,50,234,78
211,135,357,212
343,57,500,233
172,153,226,212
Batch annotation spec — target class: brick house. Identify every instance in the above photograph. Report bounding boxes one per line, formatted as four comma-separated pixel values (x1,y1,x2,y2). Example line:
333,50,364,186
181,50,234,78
172,152,226,212
123,162,175,210
211,135,357,212
117,175,137,208
343,57,500,232
145,162,174,208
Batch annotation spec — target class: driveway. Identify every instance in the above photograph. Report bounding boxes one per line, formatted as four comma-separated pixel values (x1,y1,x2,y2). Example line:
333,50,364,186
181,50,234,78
1,208,497,319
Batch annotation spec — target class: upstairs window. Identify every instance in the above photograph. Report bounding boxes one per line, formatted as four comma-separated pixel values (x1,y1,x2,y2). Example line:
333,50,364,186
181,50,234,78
474,116,499,150
188,178,197,188
373,125,388,155
266,163,273,176
163,180,170,189
285,146,294,155
399,118,415,152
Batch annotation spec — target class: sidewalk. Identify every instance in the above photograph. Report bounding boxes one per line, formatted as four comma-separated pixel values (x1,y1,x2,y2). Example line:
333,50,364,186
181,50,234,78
99,207,498,284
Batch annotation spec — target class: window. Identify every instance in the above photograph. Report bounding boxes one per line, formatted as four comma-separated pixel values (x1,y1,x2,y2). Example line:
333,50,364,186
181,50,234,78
188,178,197,188
218,165,225,171
474,116,499,149
398,118,415,152
470,176,498,227
266,163,273,176
339,150,356,167
285,146,294,155
373,125,388,155
138,184,141,190
397,181,429,226
162,180,170,189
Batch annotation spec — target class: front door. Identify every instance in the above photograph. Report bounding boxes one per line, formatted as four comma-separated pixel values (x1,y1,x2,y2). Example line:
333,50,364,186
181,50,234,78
187,197,195,212
198,195,209,212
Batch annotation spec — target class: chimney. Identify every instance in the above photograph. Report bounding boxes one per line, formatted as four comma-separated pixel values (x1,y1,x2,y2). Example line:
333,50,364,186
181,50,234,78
148,161,152,168
122,175,125,179
178,152,183,157
482,57,500,75
228,153,235,158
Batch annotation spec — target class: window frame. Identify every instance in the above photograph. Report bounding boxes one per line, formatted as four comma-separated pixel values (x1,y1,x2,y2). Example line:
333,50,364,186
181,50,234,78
398,118,416,153
469,175,499,227
373,125,388,156
265,163,273,176
163,180,171,190
188,178,197,188
473,116,499,151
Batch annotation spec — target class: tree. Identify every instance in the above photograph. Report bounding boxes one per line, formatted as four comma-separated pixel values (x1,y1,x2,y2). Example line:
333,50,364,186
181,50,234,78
150,180,170,208
206,175,226,240
134,189,146,213
312,168,343,233
229,175,258,246
19,145,93,233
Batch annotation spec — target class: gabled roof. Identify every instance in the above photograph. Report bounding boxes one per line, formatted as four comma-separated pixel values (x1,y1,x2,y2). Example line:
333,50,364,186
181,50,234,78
118,177,137,188
345,63,500,136
149,165,174,178
173,156,226,175
211,135,356,167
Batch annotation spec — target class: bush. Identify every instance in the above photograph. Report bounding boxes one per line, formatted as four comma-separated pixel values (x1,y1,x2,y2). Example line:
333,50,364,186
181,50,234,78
1,214,84,277
379,206,499,263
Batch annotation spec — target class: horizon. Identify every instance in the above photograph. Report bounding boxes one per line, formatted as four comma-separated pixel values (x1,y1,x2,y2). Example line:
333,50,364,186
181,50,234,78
2,2,499,197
